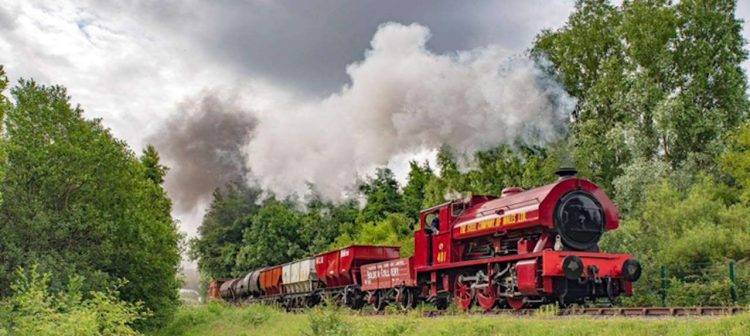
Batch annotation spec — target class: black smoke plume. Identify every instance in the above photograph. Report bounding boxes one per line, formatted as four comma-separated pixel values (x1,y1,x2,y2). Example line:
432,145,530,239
148,92,256,212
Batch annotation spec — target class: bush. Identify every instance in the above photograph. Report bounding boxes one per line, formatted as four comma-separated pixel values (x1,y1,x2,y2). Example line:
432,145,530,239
0,266,146,336
306,304,352,336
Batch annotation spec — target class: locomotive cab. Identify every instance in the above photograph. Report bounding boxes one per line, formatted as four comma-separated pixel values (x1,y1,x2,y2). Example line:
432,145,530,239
414,195,495,267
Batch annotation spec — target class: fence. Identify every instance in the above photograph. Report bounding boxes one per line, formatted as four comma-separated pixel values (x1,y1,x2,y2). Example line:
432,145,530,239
659,260,750,307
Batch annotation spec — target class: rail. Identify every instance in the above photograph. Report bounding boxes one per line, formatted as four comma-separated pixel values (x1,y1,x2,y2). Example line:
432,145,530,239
287,306,746,317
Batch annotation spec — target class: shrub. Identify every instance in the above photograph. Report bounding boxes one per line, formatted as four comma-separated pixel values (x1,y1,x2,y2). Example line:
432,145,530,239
306,304,351,336
0,266,146,336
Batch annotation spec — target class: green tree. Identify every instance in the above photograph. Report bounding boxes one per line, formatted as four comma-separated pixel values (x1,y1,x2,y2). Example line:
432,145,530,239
141,145,168,185
663,0,749,166
603,176,750,306
0,66,8,203
236,199,305,268
299,195,358,254
0,79,180,329
119,147,182,329
332,213,415,257
466,144,560,195
401,161,434,223
188,182,262,278
534,0,630,189
423,146,469,207
722,122,750,202
534,0,749,188
356,168,403,224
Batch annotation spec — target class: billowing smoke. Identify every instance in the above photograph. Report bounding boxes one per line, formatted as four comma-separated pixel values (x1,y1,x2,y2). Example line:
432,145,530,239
149,91,256,212
244,23,575,199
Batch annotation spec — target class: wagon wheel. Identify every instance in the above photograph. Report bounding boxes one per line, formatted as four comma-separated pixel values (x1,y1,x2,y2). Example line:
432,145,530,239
304,295,316,308
372,290,388,312
434,297,449,310
507,297,526,310
475,281,497,311
395,286,416,311
453,274,474,311
343,285,363,309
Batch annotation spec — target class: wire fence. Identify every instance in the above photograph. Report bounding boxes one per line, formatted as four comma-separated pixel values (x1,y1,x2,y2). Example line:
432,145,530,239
656,260,742,307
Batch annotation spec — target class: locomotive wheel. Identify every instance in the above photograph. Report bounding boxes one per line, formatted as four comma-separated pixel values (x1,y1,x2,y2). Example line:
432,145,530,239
475,283,497,311
453,274,474,311
606,277,620,306
507,297,526,310
395,286,416,311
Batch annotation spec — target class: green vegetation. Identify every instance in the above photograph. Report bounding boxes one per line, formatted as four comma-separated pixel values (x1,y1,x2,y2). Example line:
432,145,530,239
155,303,750,336
0,266,145,336
0,67,182,331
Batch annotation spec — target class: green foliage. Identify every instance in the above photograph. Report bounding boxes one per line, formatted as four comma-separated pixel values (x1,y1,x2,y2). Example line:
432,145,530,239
603,175,750,306
357,168,404,223
401,161,434,222
721,121,750,202
300,196,359,254
0,78,181,329
423,144,560,206
0,66,8,203
612,158,671,214
154,303,288,336
236,199,305,268
188,182,263,279
333,213,415,257
0,266,145,336
141,145,168,184
534,0,749,188
423,147,469,206
306,304,352,336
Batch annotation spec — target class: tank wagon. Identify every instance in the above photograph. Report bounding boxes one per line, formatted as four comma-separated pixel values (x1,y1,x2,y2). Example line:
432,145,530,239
216,168,641,311
207,278,231,302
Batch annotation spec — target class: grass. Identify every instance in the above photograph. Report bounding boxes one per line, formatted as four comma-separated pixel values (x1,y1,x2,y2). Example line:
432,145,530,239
152,302,750,336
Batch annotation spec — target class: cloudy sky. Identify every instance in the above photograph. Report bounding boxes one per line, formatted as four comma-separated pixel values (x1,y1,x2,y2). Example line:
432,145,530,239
1,0,749,238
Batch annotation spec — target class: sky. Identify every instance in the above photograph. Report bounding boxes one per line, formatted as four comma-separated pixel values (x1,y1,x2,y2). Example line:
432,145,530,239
1,0,749,240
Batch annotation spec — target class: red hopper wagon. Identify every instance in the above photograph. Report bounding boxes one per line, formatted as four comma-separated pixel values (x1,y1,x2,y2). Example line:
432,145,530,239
314,245,400,307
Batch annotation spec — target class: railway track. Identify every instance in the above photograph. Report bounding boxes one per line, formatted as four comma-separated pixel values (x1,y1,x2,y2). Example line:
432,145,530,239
422,306,746,317
288,306,746,317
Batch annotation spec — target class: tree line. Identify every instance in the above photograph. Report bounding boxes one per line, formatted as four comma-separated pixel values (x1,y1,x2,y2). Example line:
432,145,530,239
190,0,750,306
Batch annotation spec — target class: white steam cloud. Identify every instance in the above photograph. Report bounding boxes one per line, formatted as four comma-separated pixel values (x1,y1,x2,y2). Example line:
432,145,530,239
244,23,574,199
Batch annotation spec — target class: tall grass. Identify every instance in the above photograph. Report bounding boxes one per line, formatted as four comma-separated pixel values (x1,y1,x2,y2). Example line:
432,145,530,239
154,303,750,336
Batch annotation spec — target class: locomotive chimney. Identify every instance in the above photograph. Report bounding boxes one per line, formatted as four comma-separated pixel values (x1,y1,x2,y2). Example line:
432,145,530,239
555,166,577,180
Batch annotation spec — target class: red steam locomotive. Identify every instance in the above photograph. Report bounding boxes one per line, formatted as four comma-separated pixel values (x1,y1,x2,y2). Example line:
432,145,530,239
212,168,641,311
